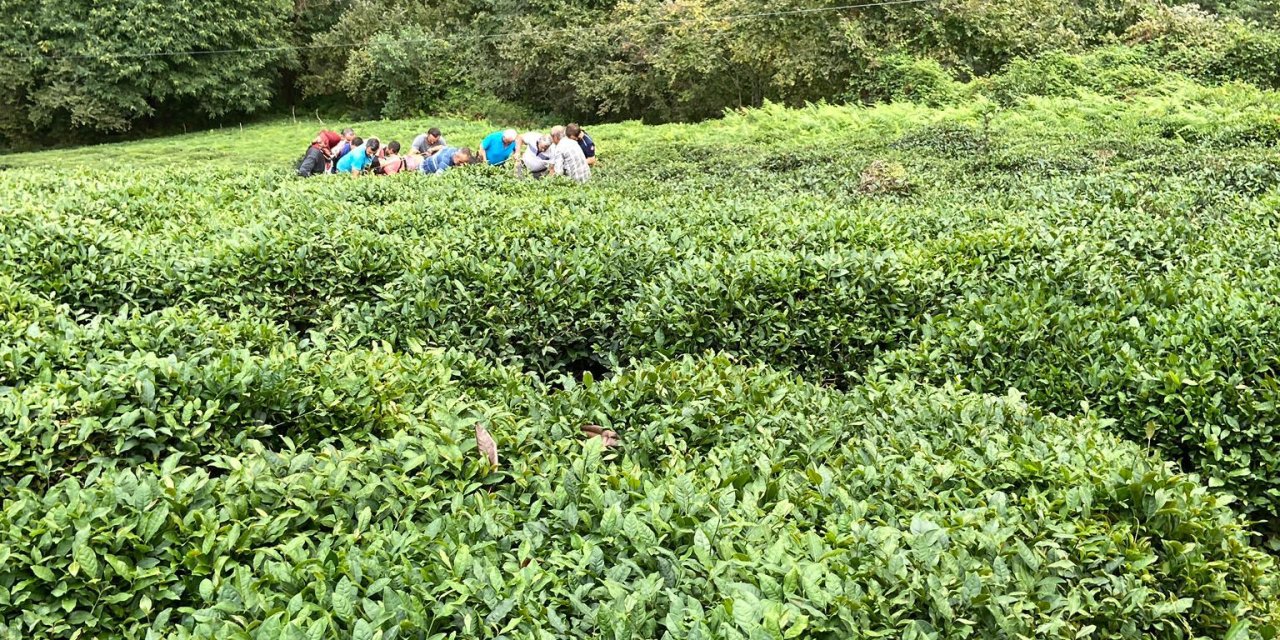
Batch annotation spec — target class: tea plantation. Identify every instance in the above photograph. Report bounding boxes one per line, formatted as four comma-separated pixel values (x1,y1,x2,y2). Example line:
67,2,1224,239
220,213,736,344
3,76,1280,638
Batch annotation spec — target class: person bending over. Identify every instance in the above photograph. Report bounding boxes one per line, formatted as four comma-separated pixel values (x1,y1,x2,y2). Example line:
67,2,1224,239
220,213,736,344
375,141,406,175
421,146,474,174
336,137,379,175
518,132,553,179
314,130,341,152
328,128,357,173
297,138,328,177
548,126,591,183
566,123,596,166
478,129,518,165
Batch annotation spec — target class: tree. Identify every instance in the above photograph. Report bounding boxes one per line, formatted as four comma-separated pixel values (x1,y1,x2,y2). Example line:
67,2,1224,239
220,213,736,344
0,0,292,145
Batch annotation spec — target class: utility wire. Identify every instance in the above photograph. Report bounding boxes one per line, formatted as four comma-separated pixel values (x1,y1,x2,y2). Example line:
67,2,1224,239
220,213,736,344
36,0,938,61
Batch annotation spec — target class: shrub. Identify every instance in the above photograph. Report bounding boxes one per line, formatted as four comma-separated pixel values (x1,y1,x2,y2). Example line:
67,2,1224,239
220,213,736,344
0,0,292,145
857,54,963,107
339,26,478,119
1125,4,1280,88
1212,27,1280,89
2,357,1277,638
984,51,1088,105
891,121,995,157
858,159,913,195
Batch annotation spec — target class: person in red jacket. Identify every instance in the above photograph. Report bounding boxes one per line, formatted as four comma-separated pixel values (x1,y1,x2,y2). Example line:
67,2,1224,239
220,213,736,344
309,128,355,172
315,130,342,152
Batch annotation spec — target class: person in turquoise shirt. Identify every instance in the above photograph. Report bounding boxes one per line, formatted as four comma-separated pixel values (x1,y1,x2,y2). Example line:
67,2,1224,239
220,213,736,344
478,129,518,165
336,138,379,175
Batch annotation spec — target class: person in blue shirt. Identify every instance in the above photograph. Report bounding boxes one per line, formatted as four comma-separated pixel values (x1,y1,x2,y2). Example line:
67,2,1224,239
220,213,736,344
327,128,357,173
336,138,380,175
567,123,596,166
421,147,474,174
478,129,518,165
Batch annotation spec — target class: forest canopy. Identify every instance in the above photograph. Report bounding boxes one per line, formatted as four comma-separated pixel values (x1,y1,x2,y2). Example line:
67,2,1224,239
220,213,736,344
1,0,1278,145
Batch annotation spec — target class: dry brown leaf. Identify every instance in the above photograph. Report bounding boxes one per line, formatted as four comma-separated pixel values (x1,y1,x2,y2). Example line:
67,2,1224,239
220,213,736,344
474,423,499,468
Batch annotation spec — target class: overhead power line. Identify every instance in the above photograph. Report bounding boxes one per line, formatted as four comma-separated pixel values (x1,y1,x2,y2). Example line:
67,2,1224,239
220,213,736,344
37,0,938,61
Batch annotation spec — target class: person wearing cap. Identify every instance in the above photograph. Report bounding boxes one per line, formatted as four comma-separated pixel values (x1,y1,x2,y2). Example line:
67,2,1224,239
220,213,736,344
517,132,553,179
547,125,591,183
478,129,518,165
411,127,446,155
566,123,596,166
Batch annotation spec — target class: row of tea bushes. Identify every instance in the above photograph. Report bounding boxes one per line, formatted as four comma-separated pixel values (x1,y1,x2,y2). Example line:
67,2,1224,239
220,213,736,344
2,357,1277,638
0,296,530,487
3,100,1280,520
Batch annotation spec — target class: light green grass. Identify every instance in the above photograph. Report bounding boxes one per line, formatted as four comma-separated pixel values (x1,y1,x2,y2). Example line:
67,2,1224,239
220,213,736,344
0,117,490,170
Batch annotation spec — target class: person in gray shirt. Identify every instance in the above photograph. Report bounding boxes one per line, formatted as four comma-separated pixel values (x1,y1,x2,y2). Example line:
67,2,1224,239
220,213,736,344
410,127,446,155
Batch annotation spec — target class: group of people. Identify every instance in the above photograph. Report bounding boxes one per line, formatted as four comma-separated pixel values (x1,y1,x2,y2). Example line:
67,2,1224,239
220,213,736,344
296,123,596,183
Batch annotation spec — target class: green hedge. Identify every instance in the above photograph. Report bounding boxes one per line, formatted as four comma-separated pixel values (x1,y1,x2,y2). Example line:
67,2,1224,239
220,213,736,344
2,357,1277,638
4,89,1280,521
5,91,1280,636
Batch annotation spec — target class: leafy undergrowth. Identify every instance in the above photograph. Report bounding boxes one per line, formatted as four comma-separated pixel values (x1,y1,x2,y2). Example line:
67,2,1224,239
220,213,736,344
3,78,1280,637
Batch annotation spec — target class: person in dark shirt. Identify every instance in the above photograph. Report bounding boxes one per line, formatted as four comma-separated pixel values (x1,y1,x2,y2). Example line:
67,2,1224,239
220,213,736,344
296,143,327,177
566,123,596,166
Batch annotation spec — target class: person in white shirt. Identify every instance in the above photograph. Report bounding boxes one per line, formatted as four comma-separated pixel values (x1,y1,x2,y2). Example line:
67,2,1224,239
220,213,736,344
517,132,553,179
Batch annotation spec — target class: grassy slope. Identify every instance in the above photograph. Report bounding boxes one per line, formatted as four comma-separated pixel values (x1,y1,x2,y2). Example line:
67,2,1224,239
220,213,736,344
0,76,1276,171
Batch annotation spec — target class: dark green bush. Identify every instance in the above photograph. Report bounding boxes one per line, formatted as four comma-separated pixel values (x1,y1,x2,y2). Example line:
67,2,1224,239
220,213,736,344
0,0,292,146
857,54,963,107
339,26,478,119
6,91,1280,525
1212,28,1280,89
7,80,1280,638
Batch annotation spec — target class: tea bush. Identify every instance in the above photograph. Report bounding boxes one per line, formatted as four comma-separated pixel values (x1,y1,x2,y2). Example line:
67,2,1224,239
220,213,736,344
2,357,1277,638
4,79,1280,636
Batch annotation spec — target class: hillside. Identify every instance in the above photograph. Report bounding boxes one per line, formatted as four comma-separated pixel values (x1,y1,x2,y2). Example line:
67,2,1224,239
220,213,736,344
2,74,1280,637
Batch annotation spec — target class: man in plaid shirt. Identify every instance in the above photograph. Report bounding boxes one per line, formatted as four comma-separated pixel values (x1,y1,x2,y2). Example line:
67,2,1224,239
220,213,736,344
548,125,591,183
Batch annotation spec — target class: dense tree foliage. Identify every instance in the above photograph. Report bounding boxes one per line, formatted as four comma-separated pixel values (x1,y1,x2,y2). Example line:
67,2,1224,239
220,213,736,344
2,0,1278,145
0,0,292,145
